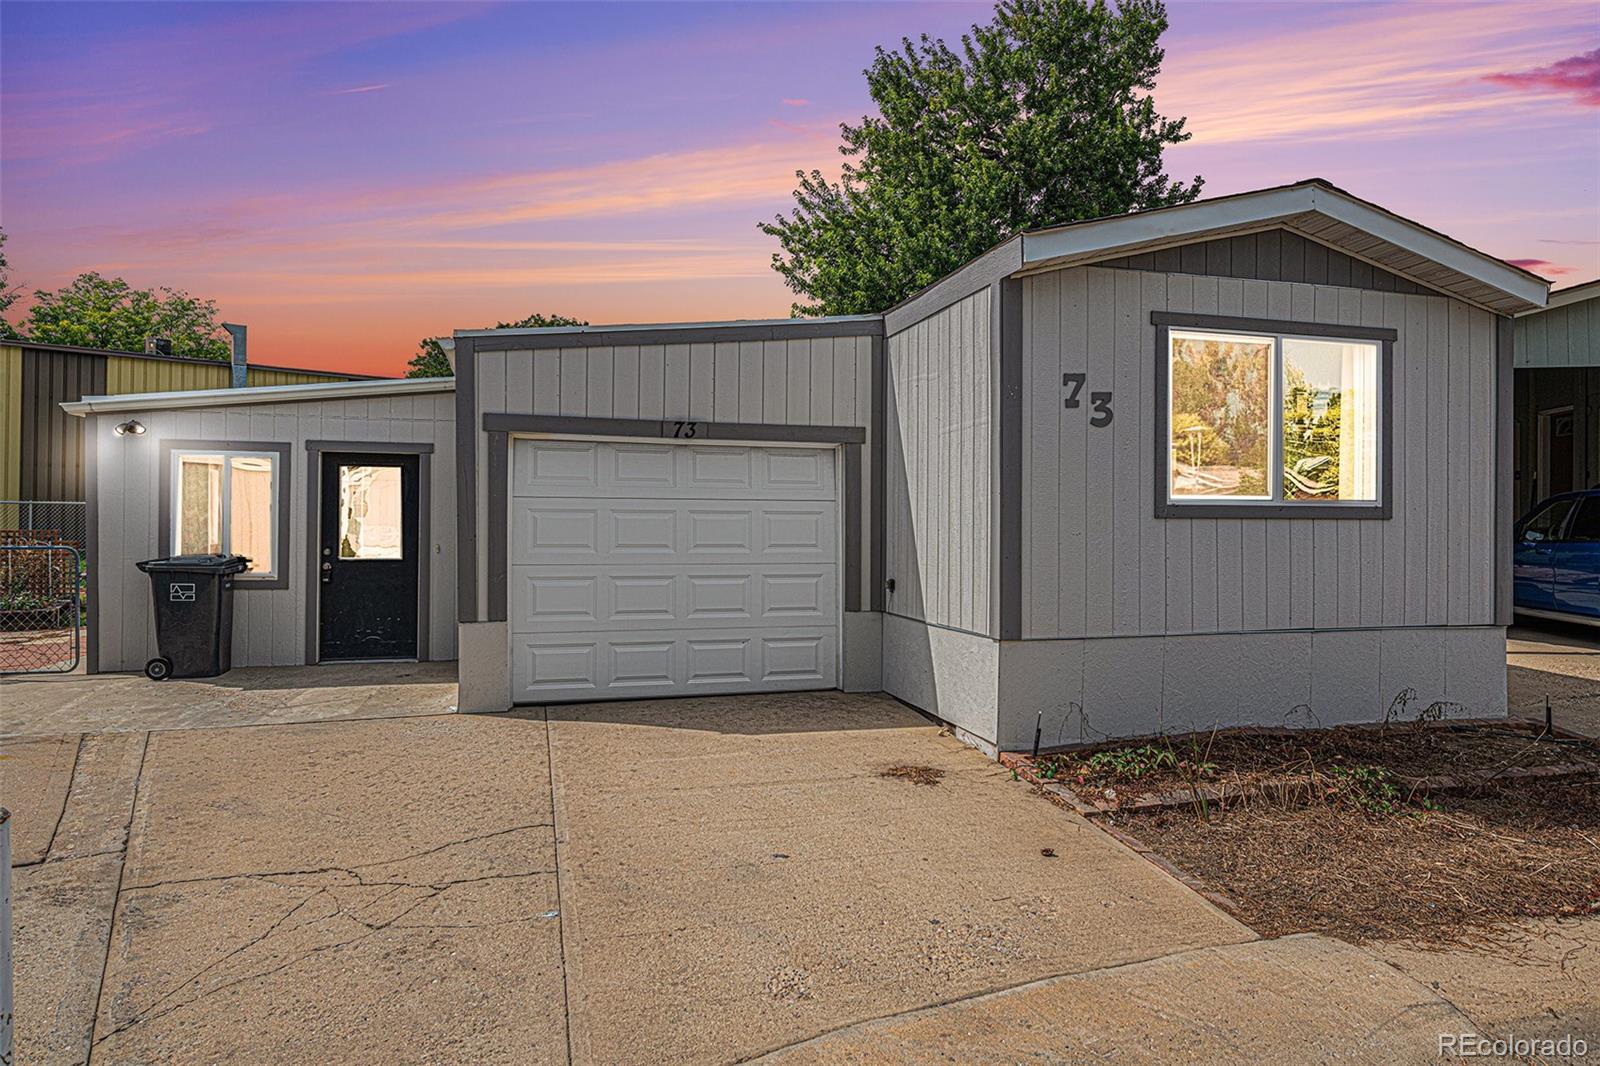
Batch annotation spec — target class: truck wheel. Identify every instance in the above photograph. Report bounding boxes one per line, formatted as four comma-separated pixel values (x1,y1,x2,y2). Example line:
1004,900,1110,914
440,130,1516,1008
144,657,173,681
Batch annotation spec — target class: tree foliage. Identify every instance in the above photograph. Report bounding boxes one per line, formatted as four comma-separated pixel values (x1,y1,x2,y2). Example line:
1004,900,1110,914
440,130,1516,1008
762,0,1201,316
8,270,230,359
406,312,588,378
0,229,22,339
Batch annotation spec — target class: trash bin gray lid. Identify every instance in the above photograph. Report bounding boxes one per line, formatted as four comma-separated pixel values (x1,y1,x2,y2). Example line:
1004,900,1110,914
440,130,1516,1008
136,554,251,574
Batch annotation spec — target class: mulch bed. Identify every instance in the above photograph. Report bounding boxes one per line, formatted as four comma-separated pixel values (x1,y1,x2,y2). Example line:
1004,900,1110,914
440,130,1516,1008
1001,722,1600,944
1121,778,1600,944
1006,721,1597,812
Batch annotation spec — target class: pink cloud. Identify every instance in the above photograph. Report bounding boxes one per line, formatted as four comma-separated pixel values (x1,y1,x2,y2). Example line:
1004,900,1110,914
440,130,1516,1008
326,83,391,96
1507,258,1577,277
1486,47,1600,106
781,98,809,107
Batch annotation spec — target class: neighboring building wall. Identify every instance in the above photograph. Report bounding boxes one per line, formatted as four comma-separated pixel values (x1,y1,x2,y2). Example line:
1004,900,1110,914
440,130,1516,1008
88,390,457,672
106,354,356,394
20,346,106,500
458,328,882,710
0,345,21,500
1018,263,1505,745
1513,293,1599,513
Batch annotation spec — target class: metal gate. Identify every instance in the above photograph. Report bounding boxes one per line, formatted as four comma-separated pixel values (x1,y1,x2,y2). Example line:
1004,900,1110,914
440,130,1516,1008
0,544,83,674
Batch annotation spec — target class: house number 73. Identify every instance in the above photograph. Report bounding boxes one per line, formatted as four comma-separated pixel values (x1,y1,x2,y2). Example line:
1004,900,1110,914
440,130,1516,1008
1062,373,1113,427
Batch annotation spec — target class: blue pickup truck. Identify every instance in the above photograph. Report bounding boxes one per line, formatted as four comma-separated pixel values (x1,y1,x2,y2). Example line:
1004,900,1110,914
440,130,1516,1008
1514,489,1600,626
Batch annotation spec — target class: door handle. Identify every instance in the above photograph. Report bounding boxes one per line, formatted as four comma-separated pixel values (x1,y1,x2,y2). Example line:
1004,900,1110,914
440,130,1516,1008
321,561,333,583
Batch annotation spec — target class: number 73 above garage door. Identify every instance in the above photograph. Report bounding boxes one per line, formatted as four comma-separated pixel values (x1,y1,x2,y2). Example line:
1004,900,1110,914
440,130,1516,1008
508,439,842,702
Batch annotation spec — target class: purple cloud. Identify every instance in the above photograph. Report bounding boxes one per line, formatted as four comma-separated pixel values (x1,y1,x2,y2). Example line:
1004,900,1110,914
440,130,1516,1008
1507,258,1576,277
1486,47,1600,106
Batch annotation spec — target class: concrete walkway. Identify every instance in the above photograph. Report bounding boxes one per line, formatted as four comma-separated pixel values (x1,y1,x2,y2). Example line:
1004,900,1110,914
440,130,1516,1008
5,683,1591,1063
1,660,457,736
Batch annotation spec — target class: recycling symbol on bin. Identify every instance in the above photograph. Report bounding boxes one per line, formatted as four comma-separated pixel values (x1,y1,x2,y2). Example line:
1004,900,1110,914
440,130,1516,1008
170,583,196,602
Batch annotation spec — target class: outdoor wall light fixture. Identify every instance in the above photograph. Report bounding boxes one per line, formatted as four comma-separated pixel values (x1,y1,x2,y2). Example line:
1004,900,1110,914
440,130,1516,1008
113,419,146,437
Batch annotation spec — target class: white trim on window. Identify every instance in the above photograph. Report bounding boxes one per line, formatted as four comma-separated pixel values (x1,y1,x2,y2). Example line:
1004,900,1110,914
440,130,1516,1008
170,448,280,579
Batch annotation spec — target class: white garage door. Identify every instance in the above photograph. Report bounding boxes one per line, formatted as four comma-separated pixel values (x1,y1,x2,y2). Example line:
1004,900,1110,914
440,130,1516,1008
509,439,840,702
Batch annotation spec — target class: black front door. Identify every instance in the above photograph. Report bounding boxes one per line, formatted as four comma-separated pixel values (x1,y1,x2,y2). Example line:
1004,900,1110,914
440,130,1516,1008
319,452,419,660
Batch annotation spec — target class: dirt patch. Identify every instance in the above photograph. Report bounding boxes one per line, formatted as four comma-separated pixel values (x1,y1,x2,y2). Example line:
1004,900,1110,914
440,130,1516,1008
1120,778,1599,944
880,765,945,787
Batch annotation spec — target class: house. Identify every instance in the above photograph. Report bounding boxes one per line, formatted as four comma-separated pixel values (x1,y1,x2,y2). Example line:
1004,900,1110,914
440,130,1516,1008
1512,279,1599,516
65,179,1549,753
1,337,373,506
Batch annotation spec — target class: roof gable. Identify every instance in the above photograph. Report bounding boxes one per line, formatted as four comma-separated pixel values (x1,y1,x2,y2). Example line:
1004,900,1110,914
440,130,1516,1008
1019,180,1548,315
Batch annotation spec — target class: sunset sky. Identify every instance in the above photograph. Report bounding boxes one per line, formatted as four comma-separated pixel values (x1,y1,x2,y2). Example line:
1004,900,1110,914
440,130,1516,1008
3,1,1597,377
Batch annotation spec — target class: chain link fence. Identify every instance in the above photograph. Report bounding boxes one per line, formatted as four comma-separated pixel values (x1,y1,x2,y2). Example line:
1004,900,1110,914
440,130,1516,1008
0,501,86,675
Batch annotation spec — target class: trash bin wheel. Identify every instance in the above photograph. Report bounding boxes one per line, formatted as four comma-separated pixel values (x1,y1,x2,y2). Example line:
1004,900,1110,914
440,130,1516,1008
144,657,174,681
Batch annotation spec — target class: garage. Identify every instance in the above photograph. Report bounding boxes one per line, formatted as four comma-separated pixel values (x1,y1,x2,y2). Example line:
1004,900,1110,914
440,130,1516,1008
509,437,841,701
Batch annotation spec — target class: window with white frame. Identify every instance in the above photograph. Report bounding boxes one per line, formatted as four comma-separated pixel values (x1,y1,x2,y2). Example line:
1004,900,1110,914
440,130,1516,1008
171,451,279,576
1165,327,1382,508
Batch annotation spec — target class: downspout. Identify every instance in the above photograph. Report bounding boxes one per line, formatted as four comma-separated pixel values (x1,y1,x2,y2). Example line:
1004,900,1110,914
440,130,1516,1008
223,323,247,388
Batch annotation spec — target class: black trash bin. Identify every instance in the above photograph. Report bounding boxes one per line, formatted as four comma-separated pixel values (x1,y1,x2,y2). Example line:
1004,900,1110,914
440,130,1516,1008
135,554,250,680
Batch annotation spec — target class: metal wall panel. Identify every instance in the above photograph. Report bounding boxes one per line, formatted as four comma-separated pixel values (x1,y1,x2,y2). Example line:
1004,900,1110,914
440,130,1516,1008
0,345,21,499
1023,266,1499,639
20,347,106,500
884,287,994,637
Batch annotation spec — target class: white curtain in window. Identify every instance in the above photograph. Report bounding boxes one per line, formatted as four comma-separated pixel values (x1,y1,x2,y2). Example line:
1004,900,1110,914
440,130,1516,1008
1338,343,1378,501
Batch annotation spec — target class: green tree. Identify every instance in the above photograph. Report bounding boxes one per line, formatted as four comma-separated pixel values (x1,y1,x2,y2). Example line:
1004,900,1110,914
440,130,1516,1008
407,312,588,378
0,228,21,339
762,0,1201,316
12,271,230,359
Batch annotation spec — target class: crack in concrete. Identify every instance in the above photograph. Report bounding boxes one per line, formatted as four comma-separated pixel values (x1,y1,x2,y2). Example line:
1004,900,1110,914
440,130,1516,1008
117,821,556,893
83,731,150,1066
88,823,560,1048
39,732,87,863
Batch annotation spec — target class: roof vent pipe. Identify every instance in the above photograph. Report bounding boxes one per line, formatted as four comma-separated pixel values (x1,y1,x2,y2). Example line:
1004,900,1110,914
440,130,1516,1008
223,323,247,388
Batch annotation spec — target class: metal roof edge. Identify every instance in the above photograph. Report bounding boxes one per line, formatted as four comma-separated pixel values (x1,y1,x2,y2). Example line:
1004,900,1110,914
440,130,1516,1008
61,375,453,417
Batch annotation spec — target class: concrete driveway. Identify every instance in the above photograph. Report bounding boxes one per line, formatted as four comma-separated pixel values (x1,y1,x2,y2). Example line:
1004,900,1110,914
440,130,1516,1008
5,680,1572,1064
1508,619,1600,737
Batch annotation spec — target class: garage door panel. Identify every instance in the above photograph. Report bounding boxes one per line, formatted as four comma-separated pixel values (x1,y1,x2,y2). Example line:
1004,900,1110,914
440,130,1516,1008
512,565,838,632
511,438,838,701
511,627,837,702
513,498,835,563
511,440,836,500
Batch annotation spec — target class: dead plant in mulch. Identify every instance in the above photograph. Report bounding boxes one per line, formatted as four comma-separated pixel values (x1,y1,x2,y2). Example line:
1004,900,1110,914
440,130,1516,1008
881,765,945,787
1122,776,1600,945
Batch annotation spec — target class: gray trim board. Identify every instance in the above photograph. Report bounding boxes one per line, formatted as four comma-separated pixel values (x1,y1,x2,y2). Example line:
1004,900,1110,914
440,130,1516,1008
481,412,866,444
1150,314,1395,521
157,439,294,590
1495,315,1515,626
486,432,509,623
302,440,436,665
85,414,99,674
997,277,1024,641
843,443,862,612
869,333,886,612
468,318,882,351
305,440,434,455
455,337,478,623
884,237,1024,336
1150,311,1398,343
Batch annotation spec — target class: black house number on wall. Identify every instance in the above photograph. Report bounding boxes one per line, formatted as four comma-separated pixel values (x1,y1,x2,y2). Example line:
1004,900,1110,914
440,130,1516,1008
1063,373,1113,427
